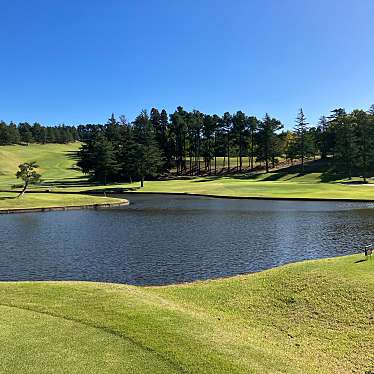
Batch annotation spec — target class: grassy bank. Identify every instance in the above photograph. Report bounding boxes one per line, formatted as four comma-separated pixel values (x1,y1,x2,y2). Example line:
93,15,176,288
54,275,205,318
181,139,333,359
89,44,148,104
0,254,372,373
0,192,127,211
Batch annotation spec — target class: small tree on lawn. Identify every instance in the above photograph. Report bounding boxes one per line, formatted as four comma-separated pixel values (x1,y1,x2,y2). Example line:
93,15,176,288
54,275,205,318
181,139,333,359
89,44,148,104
15,161,41,197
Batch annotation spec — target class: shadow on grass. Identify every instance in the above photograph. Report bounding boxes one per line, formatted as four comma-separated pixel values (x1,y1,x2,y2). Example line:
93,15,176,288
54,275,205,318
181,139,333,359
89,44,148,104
64,150,80,161
354,258,368,264
41,176,94,188
0,196,17,201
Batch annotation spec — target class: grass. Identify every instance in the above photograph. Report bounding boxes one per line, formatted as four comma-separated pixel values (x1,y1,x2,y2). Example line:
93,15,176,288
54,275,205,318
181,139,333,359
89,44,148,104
1,144,374,211
0,145,373,372
0,143,83,188
117,176,374,200
0,143,126,210
0,192,126,210
0,254,372,373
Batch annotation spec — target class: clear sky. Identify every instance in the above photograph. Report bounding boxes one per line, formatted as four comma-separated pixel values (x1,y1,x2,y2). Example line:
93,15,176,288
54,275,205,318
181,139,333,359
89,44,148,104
1,0,373,128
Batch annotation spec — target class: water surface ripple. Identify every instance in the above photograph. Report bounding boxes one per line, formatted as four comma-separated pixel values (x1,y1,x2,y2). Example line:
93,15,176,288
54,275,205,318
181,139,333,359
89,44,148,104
0,194,373,285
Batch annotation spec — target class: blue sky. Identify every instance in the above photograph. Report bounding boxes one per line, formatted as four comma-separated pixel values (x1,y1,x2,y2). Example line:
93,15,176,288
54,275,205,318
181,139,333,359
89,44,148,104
1,0,373,128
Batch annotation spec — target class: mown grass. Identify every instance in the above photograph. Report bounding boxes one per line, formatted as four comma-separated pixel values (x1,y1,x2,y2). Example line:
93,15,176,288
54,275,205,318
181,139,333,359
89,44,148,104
0,255,372,373
0,143,83,188
0,143,126,209
119,176,374,200
0,192,126,210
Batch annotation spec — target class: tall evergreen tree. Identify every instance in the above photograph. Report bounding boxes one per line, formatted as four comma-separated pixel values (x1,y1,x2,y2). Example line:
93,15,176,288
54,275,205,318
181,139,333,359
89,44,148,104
129,110,163,187
232,111,247,171
294,108,309,172
257,114,283,172
352,109,374,183
221,112,233,171
247,116,258,170
332,111,356,179
78,132,119,184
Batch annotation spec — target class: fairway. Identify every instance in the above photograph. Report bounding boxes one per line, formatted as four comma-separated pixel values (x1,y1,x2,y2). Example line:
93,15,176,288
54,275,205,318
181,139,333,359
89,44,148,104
0,143,84,189
0,143,127,210
0,255,372,373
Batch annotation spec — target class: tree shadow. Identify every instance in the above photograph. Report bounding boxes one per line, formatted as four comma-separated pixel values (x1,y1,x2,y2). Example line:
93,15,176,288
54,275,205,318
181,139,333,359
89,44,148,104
64,150,80,161
41,176,93,188
354,258,367,264
0,196,18,200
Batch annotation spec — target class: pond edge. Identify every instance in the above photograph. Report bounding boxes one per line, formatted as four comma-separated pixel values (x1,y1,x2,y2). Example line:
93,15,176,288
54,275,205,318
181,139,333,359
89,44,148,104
0,200,129,215
115,191,374,203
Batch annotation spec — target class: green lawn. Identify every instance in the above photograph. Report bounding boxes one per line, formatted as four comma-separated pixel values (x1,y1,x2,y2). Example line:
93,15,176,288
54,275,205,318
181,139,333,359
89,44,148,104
0,192,126,211
115,176,374,200
0,143,83,188
0,143,126,210
0,255,372,373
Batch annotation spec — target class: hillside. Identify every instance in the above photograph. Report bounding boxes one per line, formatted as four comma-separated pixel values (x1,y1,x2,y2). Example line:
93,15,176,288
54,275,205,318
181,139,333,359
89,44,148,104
0,143,84,189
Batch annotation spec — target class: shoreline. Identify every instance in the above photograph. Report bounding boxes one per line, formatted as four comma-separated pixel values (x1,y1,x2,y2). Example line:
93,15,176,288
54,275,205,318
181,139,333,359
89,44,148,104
0,253,363,287
0,199,129,215
115,190,374,203
1,188,374,215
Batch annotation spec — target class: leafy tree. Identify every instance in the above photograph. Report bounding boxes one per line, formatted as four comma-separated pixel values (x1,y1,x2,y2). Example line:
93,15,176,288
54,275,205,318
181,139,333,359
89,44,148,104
284,131,298,164
15,161,41,197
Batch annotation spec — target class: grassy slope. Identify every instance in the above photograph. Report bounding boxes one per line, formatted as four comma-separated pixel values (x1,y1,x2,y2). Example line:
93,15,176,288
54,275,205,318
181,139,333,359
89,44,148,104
0,143,83,187
0,143,126,209
0,255,372,373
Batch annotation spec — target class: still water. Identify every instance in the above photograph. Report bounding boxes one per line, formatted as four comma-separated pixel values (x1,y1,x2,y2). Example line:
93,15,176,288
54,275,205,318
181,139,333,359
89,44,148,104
0,194,373,285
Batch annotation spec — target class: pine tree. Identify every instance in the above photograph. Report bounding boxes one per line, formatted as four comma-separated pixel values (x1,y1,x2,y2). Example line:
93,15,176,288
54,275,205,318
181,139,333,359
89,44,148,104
257,114,283,172
247,116,258,170
333,112,356,179
353,109,374,183
294,108,309,172
78,132,120,184
130,110,163,187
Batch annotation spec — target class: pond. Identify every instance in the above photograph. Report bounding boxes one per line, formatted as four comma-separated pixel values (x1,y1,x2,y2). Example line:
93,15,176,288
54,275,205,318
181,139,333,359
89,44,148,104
0,194,373,285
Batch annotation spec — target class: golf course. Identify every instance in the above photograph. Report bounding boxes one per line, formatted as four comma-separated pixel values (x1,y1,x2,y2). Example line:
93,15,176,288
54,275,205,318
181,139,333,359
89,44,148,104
3,1,374,372
0,144,373,373
1,143,374,213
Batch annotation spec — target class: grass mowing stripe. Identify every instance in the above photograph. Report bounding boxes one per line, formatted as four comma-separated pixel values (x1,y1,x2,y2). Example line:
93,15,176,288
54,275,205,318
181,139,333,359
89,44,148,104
0,302,189,374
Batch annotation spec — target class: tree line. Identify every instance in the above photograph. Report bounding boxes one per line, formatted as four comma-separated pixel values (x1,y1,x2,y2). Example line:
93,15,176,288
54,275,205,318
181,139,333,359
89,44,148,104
76,105,374,185
0,121,79,145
